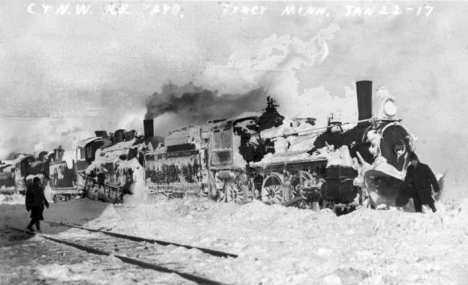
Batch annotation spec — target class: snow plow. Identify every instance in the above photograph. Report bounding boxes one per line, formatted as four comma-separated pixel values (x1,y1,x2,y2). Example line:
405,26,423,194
364,170,447,210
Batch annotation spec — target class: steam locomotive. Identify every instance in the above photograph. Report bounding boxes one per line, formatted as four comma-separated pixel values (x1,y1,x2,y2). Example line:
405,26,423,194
248,81,416,210
143,80,417,212
5,80,419,212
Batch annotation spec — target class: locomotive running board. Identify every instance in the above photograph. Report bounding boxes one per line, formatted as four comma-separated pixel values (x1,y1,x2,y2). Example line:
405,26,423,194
44,220,238,258
7,226,229,285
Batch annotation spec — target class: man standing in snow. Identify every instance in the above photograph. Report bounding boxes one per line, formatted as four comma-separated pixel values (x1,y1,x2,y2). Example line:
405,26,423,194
404,153,439,213
25,177,49,232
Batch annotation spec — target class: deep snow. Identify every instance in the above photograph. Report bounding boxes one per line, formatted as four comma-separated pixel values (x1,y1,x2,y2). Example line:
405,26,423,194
1,193,468,285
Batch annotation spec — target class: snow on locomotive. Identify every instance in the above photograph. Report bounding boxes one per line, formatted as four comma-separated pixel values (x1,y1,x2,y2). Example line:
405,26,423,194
142,80,418,211
4,79,423,212
144,112,264,202
8,147,79,201
75,128,163,203
0,161,15,193
250,80,417,211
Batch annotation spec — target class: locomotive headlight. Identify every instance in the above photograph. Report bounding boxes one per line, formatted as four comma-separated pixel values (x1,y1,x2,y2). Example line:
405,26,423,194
383,99,397,117
374,87,398,120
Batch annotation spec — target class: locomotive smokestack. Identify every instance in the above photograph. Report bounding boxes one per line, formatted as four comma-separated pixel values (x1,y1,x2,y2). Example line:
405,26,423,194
143,119,154,137
356,80,373,126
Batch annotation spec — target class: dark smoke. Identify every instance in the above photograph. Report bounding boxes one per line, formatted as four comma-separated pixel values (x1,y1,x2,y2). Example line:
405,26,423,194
145,83,268,134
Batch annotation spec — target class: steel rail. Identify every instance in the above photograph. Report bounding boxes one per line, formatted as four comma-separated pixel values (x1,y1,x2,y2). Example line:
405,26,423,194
7,226,229,285
44,220,238,258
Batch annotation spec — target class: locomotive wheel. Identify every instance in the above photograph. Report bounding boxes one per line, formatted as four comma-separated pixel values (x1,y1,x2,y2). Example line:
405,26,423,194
290,171,314,199
262,173,284,204
217,181,243,203
229,182,244,203
291,183,301,200
263,184,283,204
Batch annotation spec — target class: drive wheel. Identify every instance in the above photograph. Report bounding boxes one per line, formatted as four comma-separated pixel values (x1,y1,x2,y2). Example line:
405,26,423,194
291,171,314,198
261,173,284,204
217,181,243,203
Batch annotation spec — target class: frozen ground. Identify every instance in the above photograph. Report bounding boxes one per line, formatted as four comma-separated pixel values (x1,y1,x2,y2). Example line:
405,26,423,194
1,192,468,285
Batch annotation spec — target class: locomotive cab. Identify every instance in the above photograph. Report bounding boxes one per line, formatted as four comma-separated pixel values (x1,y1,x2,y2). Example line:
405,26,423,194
210,124,234,169
207,114,260,202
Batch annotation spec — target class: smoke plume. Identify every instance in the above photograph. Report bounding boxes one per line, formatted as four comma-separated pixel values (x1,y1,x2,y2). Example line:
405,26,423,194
145,83,268,134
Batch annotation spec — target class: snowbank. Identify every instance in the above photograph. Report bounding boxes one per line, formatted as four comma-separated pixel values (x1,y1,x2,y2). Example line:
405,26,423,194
82,197,468,285
3,193,468,284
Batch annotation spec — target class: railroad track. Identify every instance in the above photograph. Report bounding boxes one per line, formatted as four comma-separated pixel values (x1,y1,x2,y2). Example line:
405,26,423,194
45,221,238,258
8,223,236,285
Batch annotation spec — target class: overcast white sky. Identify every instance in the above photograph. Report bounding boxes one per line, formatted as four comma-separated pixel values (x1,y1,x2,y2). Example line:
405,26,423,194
0,1,467,189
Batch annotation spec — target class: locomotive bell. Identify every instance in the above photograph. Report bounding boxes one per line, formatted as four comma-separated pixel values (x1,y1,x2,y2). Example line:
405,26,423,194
372,87,398,120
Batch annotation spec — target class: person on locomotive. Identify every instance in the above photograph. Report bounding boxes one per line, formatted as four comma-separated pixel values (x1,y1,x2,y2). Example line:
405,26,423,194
141,139,154,152
403,152,439,213
97,171,106,189
123,169,134,195
307,121,346,155
306,174,322,211
25,177,49,232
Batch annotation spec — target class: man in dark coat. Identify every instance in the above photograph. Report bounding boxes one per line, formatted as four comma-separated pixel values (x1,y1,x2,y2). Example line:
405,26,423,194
25,177,49,232
404,153,439,213
307,122,346,155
